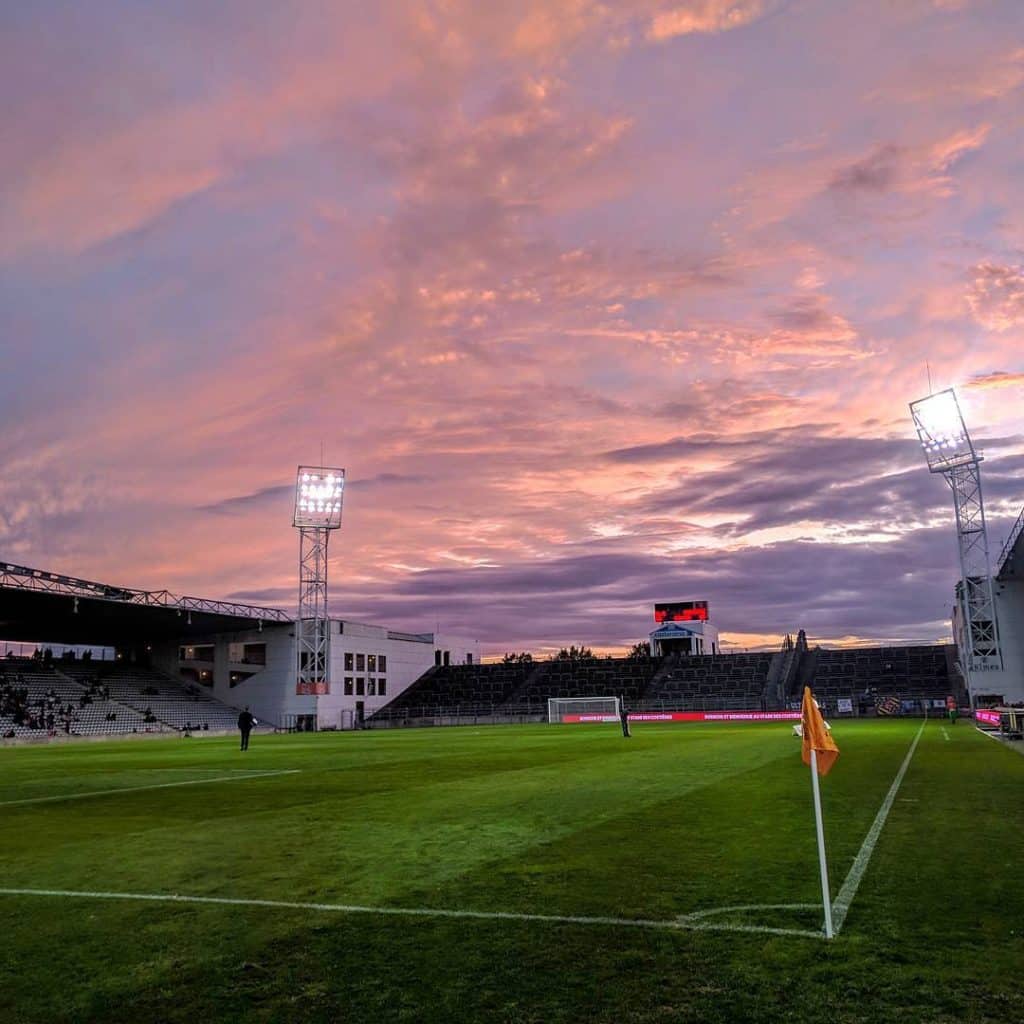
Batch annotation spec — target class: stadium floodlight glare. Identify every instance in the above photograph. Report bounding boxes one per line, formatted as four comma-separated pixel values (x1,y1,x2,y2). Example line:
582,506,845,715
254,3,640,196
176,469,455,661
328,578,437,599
909,389,976,473
293,466,345,529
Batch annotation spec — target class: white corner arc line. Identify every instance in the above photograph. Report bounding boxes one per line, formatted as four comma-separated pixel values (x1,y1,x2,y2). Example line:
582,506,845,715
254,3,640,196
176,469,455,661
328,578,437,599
830,720,926,933
0,770,301,808
0,888,827,940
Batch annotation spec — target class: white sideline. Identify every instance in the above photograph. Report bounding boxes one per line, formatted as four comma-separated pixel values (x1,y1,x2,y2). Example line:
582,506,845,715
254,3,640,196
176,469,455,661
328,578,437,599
0,770,300,807
830,719,926,933
0,887,826,939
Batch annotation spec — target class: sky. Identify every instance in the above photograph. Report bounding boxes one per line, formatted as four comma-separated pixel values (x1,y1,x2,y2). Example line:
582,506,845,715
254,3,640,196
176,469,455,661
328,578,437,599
2,0,1024,657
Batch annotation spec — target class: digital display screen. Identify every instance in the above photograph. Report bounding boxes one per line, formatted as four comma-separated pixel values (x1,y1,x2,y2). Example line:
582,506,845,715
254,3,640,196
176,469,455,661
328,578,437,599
654,601,709,623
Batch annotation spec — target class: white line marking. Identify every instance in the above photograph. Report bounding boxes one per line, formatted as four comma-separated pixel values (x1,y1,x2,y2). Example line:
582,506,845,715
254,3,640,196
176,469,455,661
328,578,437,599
941,727,950,741
830,720,926,933
0,770,300,808
679,902,820,921
0,888,826,940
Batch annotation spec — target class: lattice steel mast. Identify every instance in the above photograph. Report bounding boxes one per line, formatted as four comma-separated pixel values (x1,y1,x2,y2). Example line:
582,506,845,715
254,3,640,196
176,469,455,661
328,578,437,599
910,388,1002,703
292,466,345,696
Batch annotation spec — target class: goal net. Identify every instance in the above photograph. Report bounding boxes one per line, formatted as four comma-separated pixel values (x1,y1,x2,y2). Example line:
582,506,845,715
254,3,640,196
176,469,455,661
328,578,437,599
548,696,621,724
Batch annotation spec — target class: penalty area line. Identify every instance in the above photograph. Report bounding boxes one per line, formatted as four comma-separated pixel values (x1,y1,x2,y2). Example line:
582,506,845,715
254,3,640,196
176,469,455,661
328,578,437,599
830,719,926,934
0,770,301,808
0,888,827,941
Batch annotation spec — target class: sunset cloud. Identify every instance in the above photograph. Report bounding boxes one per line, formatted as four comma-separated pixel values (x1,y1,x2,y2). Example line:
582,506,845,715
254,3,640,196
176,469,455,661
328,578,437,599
647,1,768,41
2,0,1023,654
966,263,1024,331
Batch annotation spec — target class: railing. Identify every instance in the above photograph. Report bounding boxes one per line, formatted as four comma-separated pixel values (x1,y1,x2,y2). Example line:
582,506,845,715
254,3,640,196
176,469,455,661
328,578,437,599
997,505,1024,578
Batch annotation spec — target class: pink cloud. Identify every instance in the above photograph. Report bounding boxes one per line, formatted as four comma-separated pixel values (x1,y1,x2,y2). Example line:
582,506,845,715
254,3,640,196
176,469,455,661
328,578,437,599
647,1,769,41
964,370,1024,390
966,263,1024,331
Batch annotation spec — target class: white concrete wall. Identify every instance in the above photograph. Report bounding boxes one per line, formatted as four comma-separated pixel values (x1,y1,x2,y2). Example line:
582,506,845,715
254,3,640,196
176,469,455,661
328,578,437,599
162,619,481,730
316,623,480,729
953,578,1024,703
172,624,315,727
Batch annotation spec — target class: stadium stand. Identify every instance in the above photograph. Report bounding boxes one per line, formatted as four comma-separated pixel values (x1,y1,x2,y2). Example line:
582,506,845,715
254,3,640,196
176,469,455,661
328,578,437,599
82,664,243,732
508,656,663,707
0,657,246,739
369,642,964,725
645,652,776,709
0,660,156,738
372,661,538,721
802,645,962,707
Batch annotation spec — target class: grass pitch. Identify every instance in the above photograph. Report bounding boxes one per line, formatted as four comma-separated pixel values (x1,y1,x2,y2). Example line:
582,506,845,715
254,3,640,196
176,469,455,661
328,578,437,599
0,720,1021,1023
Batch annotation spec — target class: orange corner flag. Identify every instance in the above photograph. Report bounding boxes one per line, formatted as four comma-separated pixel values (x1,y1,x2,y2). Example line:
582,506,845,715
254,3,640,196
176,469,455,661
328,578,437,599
801,686,839,775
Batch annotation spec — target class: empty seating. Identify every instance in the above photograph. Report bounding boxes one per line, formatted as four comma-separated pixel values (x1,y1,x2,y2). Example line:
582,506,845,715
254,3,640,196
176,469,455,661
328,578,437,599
94,665,243,732
373,662,535,719
646,653,774,709
510,657,662,708
808,645,957,704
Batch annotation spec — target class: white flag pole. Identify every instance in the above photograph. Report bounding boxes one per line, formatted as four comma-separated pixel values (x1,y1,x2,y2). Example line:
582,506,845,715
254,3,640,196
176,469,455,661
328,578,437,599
809,748,835,939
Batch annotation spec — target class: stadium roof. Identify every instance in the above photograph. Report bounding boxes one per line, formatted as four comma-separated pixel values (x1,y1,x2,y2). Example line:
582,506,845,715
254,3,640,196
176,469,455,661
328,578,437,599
0,561,292,646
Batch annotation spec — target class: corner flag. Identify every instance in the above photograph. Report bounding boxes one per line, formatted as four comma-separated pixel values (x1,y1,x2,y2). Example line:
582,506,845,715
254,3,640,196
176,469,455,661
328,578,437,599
801,685,839,937
801,686,839,775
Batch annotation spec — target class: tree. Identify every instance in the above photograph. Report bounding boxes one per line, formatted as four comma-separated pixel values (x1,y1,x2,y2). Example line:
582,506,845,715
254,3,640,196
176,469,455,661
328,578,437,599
627,642,650,660
502,652,534,664
554,645,594,661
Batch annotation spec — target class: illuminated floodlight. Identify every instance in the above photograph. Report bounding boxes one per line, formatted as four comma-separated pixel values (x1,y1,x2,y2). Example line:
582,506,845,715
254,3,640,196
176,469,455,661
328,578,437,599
909,388,975,473
293,465,345,528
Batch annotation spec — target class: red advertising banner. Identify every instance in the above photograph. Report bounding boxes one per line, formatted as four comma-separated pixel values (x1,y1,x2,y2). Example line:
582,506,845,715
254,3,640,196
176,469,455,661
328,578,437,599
296,681,329,695
975,708,1001,727
563,710,802,724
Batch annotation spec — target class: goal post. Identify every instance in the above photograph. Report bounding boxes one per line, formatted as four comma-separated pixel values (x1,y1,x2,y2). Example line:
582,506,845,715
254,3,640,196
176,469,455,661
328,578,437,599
548,696,621,724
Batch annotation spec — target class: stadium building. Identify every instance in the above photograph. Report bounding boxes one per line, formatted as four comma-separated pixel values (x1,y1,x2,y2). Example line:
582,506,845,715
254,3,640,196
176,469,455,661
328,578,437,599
0,561,477,738
952,512,1024,705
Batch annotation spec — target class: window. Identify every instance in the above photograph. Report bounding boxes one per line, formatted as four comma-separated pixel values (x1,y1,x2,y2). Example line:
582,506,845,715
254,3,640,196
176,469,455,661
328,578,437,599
356,653,365,671
378,679,386,696
344,652,353,671
367,654,377,673
242,643,266,665
368,679,376,696
344,677,353,695
356,678,365,695
379,655,387,672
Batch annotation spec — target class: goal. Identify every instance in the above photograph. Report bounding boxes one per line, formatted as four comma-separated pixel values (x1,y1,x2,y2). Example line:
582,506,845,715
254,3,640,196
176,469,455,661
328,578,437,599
547,696,621,724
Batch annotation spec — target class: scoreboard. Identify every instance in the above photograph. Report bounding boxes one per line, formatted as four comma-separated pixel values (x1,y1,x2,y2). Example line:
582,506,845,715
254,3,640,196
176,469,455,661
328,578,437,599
654,601,709,623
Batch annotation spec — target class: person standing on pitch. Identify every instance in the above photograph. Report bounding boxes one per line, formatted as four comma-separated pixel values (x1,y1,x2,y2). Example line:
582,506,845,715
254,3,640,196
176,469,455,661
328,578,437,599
946,695,958,726
620,701,631,738
238,707,256,751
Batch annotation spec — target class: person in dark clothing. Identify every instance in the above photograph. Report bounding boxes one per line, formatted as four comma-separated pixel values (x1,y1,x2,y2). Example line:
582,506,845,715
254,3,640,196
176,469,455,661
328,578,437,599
620,702,631,738
238,708,256,750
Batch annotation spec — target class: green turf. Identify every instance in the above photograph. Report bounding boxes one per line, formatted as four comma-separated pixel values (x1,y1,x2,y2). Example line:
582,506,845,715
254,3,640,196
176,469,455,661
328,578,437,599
0,720,1021,1023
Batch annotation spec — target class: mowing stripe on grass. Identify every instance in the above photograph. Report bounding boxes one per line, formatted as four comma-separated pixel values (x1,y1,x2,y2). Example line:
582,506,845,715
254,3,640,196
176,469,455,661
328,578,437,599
0,770,300,807
830,720,926,933
0,888,826,940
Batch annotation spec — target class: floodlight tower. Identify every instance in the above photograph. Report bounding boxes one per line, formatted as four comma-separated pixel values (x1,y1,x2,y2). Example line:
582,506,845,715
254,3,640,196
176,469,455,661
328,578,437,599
292,466,345,695
909,388,1002,704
